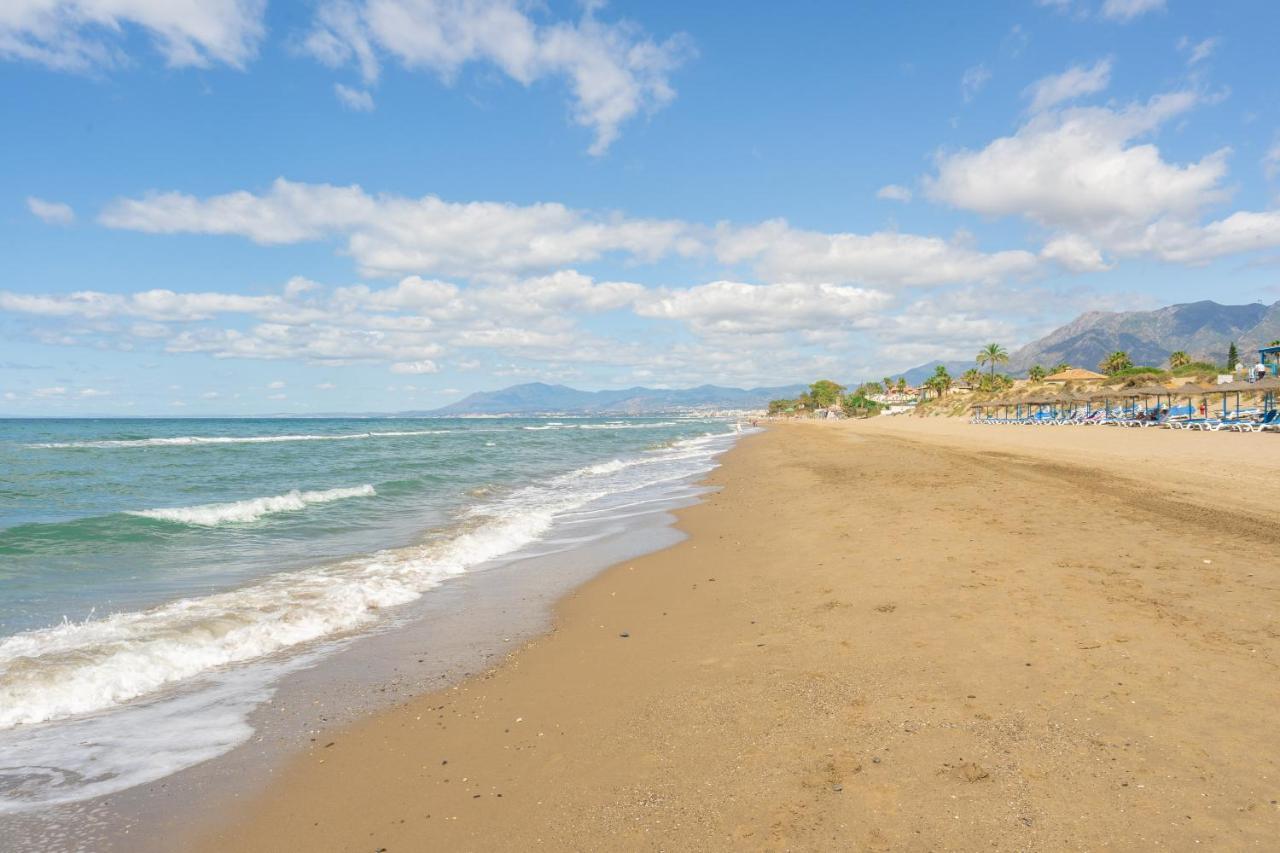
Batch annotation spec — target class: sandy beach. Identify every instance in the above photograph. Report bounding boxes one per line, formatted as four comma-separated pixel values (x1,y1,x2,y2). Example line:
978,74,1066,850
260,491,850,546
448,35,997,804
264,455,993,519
195,419,1280,851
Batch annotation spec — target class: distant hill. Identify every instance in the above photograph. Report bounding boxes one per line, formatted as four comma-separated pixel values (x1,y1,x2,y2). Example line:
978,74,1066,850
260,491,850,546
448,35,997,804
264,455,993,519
903,300,1280,379
1006,300,1280,373
423,382,808,416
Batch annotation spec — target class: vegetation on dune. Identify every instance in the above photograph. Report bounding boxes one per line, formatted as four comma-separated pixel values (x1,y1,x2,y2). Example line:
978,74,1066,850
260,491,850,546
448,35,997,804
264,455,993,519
1107,365,1165,378
1168,350,1190,369
1171,361,1218,377
1028,365,1046,382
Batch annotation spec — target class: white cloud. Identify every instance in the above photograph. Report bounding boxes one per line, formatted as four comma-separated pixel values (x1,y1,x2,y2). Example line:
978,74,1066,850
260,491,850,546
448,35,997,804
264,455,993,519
99,181,1045,291
636,281,892,336
390,359,440,374
1101,0,1166,22
267,393,286,400
714,220,1039,288
26,196,75,225
201,391,220,399
0,0,266,71
927,87,1280,268
1040,234,1111,272
303,0,692,155
0,289,280,320
334,83,375,111
961,64,991,103
78,387,108,397
1178,36,1220,65
266,380,285,389
1264,140,1280,181
927,92,1227,238
876,184,912,203
316,382,337,390
474,270,643,316
100,178,696,279
33,386,67,397
1129,211,1280,265
1025,58,1111,113
166,322,447,364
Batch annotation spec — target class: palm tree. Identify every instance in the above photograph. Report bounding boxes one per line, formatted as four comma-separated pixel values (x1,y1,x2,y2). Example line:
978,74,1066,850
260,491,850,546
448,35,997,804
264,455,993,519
1168,351,1190,369
896,377,907,393
976,343,1009,383
930,365,952,397
1099,351,1132,375
961,368,980,388
1028,365,1046,382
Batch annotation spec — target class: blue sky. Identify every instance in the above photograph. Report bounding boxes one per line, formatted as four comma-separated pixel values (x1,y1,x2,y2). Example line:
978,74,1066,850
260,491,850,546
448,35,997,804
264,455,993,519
3,0,1280,414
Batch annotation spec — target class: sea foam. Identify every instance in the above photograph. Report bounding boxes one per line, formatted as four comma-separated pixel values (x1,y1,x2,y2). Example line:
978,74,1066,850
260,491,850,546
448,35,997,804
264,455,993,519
0,432,739,733
28,430,453,449
127,485,376,526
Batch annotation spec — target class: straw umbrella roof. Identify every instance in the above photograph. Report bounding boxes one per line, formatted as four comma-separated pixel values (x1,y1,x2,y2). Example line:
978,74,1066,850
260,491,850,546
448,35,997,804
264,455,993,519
1160,382,1219,395
1246,375,1280,392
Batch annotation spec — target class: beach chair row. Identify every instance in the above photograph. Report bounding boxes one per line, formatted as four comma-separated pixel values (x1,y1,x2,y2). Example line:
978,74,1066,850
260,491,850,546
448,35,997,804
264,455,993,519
970,408,1280,431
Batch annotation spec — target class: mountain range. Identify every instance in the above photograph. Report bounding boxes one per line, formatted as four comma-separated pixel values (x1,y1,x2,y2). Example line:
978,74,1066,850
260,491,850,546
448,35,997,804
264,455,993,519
422,301,1280,413
423,382,807,416
904,300,1280,382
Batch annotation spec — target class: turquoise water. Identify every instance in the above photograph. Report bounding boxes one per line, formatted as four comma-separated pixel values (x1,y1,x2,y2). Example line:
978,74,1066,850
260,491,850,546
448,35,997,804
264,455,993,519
0,417,721,635
0,416,739,811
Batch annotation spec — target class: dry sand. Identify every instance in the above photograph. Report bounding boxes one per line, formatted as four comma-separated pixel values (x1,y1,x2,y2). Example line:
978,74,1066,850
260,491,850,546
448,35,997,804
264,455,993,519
196,419,1280,851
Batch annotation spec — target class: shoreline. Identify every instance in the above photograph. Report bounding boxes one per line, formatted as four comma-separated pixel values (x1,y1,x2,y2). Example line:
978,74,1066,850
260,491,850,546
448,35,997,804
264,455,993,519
0,425,738,852
194,419,1280,850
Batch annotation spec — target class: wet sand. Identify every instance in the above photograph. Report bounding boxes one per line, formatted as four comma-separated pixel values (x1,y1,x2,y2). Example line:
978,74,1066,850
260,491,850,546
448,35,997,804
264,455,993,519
197,419,1280,850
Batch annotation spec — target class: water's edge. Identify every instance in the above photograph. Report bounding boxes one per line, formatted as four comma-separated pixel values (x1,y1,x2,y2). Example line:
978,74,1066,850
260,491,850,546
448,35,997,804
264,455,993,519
0,430,748,852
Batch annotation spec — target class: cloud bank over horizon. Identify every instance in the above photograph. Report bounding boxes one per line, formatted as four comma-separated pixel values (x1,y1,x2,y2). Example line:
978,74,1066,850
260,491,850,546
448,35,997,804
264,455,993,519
3,0,1278,412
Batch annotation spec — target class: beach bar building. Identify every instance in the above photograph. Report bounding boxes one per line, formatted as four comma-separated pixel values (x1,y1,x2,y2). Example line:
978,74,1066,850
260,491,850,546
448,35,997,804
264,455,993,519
1259,344,1280,377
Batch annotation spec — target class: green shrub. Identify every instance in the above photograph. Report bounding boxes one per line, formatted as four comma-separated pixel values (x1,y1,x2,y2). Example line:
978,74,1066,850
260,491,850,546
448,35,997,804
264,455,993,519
1108,366,1166,377
1171,361,1219,377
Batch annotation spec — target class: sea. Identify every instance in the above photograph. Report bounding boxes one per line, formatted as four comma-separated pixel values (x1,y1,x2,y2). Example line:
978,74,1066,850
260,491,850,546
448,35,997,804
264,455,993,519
0,416,743,825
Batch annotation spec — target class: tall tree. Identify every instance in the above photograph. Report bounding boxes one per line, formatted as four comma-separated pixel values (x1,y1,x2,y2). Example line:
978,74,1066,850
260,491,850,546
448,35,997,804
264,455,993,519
976,343,1009,383
896,377,907,393
1227,342,1240,371
808,379,846,408
930,365,952,397
1168,351,1190,369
